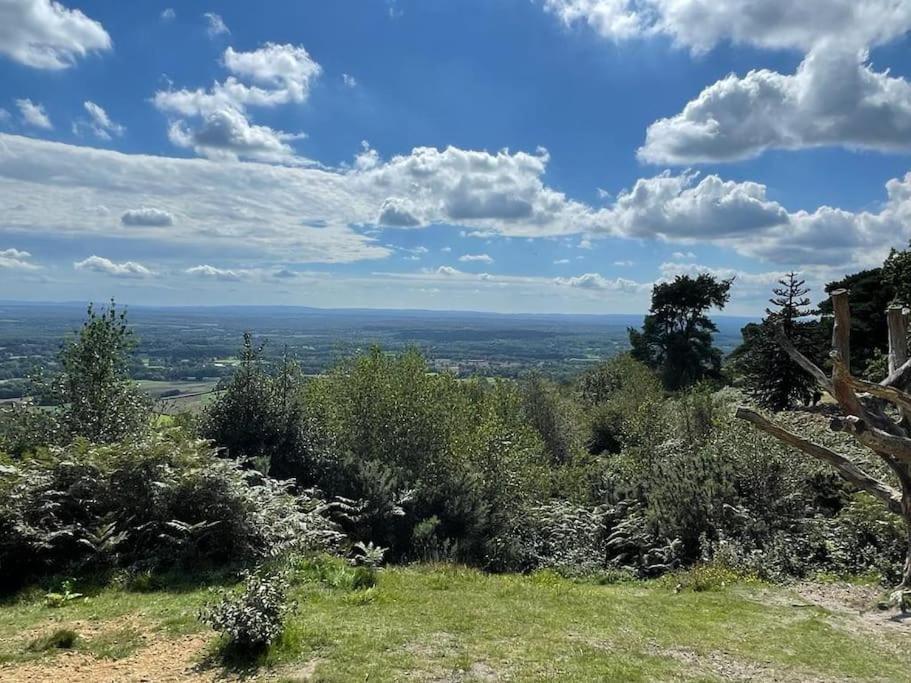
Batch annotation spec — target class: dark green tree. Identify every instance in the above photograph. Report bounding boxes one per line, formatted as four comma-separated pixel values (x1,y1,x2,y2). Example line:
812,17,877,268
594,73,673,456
819,268,894,375
48,300,149,443
628,274,733,390
884,241,911,307
202,333,319,480
732,273,826,411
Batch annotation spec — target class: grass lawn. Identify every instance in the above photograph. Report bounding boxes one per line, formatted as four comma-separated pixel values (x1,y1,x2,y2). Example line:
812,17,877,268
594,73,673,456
1,560,908,682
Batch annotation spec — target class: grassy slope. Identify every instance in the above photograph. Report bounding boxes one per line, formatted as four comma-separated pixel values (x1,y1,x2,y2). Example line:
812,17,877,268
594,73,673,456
1,563,908,682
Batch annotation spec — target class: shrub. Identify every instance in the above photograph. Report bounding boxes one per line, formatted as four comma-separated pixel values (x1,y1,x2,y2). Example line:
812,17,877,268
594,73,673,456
39,301,151,444
305,349,549,563
0,402,65,457
0,429,344,586
200,569,293,650
202,334,323,482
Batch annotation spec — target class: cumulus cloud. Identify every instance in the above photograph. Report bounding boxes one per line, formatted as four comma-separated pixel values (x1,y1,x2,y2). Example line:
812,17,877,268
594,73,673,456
161,8,175,21
640,44,911,164
0,0,111,69
186,264,243,281
553,272,641,291
543,0,911,53
121,207,174,227
342,73,357,88
375,197,421,227
0,247,39,270
168,108,307,164
15,99,52,129
203,12,229,37
459,253,494,264
608,171,789,239
74,255,155,278
153,43,320,163
154,43,321,117
355,146,590,236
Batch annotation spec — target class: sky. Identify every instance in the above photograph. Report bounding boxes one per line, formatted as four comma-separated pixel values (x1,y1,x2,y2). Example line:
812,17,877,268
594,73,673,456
1,0,911,315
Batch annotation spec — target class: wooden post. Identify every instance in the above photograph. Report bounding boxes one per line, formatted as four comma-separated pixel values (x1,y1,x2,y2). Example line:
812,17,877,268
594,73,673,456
888,306,910,378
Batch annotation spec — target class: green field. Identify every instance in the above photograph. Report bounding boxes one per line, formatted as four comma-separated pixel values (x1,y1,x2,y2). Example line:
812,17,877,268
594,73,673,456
1,562,907,682
138,379,220,413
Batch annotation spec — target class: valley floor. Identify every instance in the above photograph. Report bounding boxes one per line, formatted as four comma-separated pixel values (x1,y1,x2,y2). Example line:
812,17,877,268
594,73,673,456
1,565,908,682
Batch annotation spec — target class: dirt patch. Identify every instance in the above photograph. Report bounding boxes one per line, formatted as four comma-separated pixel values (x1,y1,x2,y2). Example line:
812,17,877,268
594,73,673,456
650,644,825,682
0,632,220,683
787,582,910,639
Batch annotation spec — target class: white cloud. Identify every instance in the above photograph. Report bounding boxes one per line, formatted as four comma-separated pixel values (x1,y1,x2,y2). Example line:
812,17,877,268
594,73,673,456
554,258,570,264
168,108,307,164
360,146,591,236
553,272,642,291
203,12,229,37
0,247,39,270
377,196,422,226
0,133,387,263
613,260,633,266
672,251,696,259
640,44,911,164
153,43,320,163
186,264,243,281
15,99,52,129
121,207,174,227
543,0,911,53
0,0,111,69
154,43,321,117
74,255,155,278
342,73,357,88
608,171,789,239
4,133,909,274
76,100,124,140
161,8,175,21
459,253,494,264
222,43,321,104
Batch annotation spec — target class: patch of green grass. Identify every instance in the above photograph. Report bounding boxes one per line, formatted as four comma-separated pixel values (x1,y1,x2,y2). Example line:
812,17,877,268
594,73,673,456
26,628,78,653
2,561,909,681
83,626,144,660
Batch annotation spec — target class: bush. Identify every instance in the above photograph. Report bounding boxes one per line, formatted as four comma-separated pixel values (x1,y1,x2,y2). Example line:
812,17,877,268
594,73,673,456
200,569,293,651
0,429,344,586
40,301,151,444
305,349,549,563
0,402,65,457
202,334,322,482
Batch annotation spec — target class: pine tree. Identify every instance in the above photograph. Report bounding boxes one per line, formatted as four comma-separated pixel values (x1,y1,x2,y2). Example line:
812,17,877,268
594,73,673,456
733,273,824,411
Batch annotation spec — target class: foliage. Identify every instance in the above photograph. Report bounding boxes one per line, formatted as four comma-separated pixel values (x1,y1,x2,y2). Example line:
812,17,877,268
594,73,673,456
39,301,150,444
202,333,322,482
883,240,911,306
200,568,293,650
0,429,343,586
629,274,733,390
520,374,585,467
732,273,826,411
819,269,894,375
304,348,549,562
0,401,65,457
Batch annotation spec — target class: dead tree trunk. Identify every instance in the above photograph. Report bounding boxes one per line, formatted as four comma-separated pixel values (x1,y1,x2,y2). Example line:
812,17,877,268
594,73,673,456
736,290,911,590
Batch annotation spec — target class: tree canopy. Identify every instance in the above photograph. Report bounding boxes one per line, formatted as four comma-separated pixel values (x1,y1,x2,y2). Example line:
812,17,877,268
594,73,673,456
629,274,733,390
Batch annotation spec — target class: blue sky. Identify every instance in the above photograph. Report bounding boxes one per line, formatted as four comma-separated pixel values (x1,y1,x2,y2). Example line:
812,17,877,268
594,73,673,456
1,0,911,314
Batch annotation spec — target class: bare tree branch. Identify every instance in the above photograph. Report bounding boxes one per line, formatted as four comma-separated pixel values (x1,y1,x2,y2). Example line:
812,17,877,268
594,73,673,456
830,415,911,464
772,324,833,394
735,406,902,515
844,373,911,418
